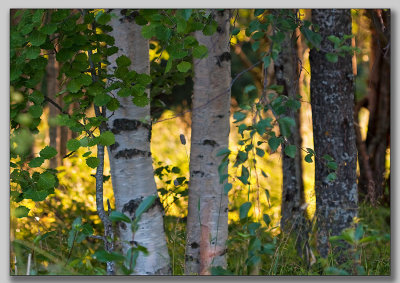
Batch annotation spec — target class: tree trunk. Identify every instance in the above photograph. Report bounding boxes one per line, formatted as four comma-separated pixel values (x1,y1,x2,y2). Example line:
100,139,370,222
274,21,309,261
310,9,358,259
275,29,305,234
357,9,390,205
185,9,231,275
46,51,61,169
107,10,170,275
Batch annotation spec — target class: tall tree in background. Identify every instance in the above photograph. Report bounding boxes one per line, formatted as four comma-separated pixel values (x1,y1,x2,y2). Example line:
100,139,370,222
107,10,170,275
185,9,231,275
274,17,307,257
310,9,358,259
356,9,390,205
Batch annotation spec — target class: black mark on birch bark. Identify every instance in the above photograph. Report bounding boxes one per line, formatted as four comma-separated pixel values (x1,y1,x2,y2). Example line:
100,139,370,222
192,171,205,177
202,139,219,147
112,118,150,134
190,242,200,249
216,52,231,67
114,148,151,159
109,142,119,152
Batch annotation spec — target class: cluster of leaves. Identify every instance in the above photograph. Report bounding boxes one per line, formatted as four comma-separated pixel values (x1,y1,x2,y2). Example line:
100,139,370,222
323,222,390,275
153,161,188,214
129,9,218,114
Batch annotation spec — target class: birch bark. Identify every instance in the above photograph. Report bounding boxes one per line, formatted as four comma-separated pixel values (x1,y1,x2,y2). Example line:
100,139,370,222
185,9,231,275
107,10,170,275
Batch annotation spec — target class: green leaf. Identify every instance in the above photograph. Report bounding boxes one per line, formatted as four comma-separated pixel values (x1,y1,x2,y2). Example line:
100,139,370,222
327,161,338,170
23,189,49,201
233,111,246,123
171,166,181,173
232,28,240,35
37,172,56,190
94,93,111,106
137,74,152,85
107,98,120,111
132,95,149,107
193,45,208,59
177,61,191,73
284,145,296,158
135,195,157,221
263,213,271,227
30,30,46,46
29,90,44,104
252,31,264,40
256,147,265,157
165,58,172,74
109,211,131,223
323,154,334,162
28,105,43,118
325,53,338,63
25,46,41,59
82,151,92,158
14,206,30,218
141,25,154,39
263,55,271,68
99,131,115,146
93,249,126,263
116,55,131,68
239,202,252,220
268,136,281,152
40,146,57,159
355,224,364,242
256,118,272,135
238,165,250,185
67,79,82,93
326,172,337,182
278,116,295,137
223,183,233,195
305,153,313,163
117,87,132,97
77,74,92,86
40,23,57,35
216,147,230,157
86,157,100,168
56,48,75,63
95,11,111,25
29,157,45,168
67,139,80,151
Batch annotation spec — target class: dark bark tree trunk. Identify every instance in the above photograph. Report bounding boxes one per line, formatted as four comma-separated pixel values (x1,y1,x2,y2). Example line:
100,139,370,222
357,9,390,205
275,28,305,234
46,52,61,169
310,9,358,259
185,9,231,275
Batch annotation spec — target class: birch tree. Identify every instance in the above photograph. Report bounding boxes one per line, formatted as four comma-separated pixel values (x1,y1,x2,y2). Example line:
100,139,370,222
185,9,231,275
107,10,170,275
310,9,358,259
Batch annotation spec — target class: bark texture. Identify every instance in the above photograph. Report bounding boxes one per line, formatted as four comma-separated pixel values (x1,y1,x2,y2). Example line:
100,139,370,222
185,10,231,275
357,9,390,205
46,52,61,169
107,10,170,275
274,24,310,262
274,29,305,233
310,9,358,259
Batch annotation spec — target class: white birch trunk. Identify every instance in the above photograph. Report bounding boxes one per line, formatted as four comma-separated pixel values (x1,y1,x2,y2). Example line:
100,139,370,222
185,9,231,275
107,10,170,275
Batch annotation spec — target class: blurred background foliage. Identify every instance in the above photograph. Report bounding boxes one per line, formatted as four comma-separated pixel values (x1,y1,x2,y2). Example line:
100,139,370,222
10,9,390,275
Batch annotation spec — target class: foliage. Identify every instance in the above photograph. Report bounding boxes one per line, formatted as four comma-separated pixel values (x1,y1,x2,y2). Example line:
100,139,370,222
10,8,390,276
